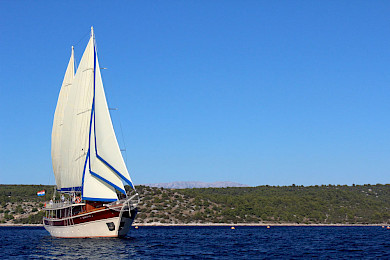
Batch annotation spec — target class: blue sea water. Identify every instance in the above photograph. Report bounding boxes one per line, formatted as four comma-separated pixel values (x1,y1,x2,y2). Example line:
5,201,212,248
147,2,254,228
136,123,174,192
0,226,389,259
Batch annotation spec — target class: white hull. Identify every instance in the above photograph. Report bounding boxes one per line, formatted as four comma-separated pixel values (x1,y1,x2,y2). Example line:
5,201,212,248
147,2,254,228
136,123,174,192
44,215,134,238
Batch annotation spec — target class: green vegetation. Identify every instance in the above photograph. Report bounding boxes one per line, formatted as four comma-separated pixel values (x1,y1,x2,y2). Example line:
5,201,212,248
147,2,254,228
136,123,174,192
0,185,54,224
14,211,45,224
135,184,390,224
0,185,54,204
1,184,390,225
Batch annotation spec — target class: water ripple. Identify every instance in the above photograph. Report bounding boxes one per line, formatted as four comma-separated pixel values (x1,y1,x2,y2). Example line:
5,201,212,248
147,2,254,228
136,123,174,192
0,226,389,259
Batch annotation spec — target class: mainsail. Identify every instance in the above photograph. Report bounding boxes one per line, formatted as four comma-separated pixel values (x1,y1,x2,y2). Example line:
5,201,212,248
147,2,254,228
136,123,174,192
52,47,75,189
52,27,134,201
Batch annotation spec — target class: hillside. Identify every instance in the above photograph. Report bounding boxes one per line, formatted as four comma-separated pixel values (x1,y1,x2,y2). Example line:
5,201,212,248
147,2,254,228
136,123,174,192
1,184,389,225
0,185,53,224
144,181,249,189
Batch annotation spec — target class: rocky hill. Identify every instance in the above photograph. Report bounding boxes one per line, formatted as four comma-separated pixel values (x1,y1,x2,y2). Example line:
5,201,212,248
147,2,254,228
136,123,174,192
144,181,249,189
1,184,390,225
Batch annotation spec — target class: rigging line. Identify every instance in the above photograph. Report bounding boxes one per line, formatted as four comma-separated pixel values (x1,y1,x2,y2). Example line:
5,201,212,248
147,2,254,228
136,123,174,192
74,49,77,73
72,30,90,72
117,109,128,166
73,31,90,48
47,164,52,189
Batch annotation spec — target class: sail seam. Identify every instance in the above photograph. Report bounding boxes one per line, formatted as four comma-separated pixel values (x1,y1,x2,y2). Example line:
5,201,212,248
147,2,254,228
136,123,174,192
96,154,134,188
77,109,92,115
89,170,126,195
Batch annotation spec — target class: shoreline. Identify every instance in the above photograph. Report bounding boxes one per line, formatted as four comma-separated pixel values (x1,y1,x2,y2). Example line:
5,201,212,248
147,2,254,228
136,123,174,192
1,223,388,227
134,223,388,227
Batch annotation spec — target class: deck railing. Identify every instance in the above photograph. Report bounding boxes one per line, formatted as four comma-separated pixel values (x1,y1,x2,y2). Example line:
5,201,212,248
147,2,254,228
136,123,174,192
44,200,85,210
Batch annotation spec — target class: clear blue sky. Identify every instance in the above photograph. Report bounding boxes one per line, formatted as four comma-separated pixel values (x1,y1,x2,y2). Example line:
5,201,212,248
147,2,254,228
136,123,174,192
1,1,390,186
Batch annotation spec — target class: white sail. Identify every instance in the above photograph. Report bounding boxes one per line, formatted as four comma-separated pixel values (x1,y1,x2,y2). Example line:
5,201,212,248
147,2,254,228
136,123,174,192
60,35,95,190
52,47,75,189
53,27,133,200
81,159,119,201
92,55,134,188
87,107,125,198
84,29,132,199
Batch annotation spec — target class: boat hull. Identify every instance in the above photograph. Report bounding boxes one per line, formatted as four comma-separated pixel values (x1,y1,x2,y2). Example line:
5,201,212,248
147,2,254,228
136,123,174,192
43,207,137,238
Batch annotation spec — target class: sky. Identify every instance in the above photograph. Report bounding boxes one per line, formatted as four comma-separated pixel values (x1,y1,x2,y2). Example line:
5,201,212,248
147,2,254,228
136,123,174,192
1,1,390,186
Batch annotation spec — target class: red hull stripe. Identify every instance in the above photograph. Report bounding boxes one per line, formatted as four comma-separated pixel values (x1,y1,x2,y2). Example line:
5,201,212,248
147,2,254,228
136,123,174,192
44,208,120,226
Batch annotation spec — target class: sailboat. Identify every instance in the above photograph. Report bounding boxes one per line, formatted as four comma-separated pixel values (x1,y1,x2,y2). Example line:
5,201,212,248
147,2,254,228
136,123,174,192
43,27,138,238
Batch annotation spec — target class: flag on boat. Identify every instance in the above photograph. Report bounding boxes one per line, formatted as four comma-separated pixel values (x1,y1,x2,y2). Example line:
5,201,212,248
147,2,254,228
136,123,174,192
37,190,45,196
